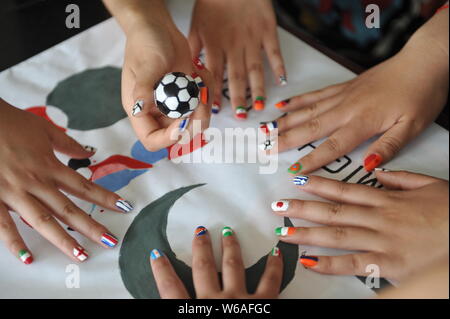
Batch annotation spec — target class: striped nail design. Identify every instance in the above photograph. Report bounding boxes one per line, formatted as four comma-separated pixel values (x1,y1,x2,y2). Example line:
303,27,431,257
150,249,164,260
279,75,288,86
299,254,319,268
235,106,248,120
364,154,382,172
73,246,89,262
115,199,133,213
18,249,33,265
195,226,208,237
275,99,290,109
254,96,266,111
259,139,276,151
212,102,221,114
132,100,144,116
374,167,390,172
83,145,97,153
275,227,296,236
192,73,205,88
193,57,205,70
222,226,233,237
271,200,289,212
288,162,302,174
101,233,119,248
260,121,278,135
179,118,190,133
293,175,309,186
271,247,280,257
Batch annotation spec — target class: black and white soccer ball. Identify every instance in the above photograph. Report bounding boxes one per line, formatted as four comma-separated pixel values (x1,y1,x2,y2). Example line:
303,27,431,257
154,72,200,119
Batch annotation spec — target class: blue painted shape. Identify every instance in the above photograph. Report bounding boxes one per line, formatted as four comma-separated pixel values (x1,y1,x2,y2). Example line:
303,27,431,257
95,169,148,192
131,141,168,165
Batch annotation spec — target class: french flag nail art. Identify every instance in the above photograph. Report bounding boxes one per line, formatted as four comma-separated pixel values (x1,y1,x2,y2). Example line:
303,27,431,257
195,226,208,237
293,175,309,186
101,233,119,248
275,227,296,236
212,102,221,114
271,200,289,212
73,246,89,262
116,199,133,213
150,249,164,260
260,121,278,135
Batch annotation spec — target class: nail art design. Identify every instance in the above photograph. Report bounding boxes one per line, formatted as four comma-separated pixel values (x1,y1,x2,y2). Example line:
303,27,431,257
83,145,97,153
299,252,318,268
115,199,133,213
73,246,89,262
101,233,119,248
192,73,206,88
222,226,233,237
212,102,221,114
179,118,190,133
374,167,390,172
254,96,266,111
279,75,288,86
271,200,289,212
200,87,208,104
275,99,290,109
293,175,309,186
193,57,205,70
235,106,248,120
260,121,278,135
150,249,164,260
364,153,383,172
259,139,276,151
288,162,302,174
271,247,280,257
18,249,33,265
275,227,297,236
132,100,144,116
195,226,208,237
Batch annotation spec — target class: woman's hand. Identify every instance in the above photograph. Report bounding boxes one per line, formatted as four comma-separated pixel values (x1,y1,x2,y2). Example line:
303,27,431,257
272,171,449,282
0,100,132,264
149,226,283,298
189,0,286,117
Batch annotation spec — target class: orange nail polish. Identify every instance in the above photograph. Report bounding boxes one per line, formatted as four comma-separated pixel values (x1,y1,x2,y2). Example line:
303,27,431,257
364,153,383,172
254,96,265,111
299,255,319,268
200,87,208,104
275,99,290,109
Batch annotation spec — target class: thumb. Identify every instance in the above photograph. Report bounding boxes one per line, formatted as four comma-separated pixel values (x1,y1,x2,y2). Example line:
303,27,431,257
376,170,440,190
46,124,95,159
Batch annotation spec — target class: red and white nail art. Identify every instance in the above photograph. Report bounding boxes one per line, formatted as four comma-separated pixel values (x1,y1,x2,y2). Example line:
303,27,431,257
193,57,205,70
73,246,89,262
271,200,289,212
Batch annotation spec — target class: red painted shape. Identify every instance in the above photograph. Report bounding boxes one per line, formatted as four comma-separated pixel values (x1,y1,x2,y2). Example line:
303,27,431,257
89,155,152,181
364,153,383,172
277,202,283,208
167,133,208,160
342,11,355,32
25,106,67,132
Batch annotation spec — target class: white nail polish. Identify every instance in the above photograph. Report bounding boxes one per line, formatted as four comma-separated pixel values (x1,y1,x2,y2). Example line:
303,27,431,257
73,246,88,262
132,100,144,116
259,139,276,151
374,168,390,172
83,145,97,153
279,75,288,86
271,200,289,212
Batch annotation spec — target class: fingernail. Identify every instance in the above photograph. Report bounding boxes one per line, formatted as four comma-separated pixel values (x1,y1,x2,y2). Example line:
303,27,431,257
275,227,297,236
235,106,248,120
150,249,164,260
271,200,289,212
254,96,266,111
18,249,33,265
200,87,208,104
279,75,288,86
193,57,205,70
364,154,383,172
288,162,302,174
222,226,234,237
132,100,144,116
179,118,190,133
275,99,290,109
73,246,89,262
299,254,319,268
115,198,133,213
101,232,119,248
259,139,276,151
374,167,390,172
270,247,281,257
195,226,208,237
83,145,97,154
293,175,309,186
260,121,278,135
212,102,221,114
192,72,205,88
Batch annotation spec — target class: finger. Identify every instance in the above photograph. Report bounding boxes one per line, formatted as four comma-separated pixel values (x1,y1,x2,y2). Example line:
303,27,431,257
46,123,96,159
290,175,387,207
276,226,383,252
188,29,203,60
54,164,133,214
263,28,286,86
227,49,248,120
221,227,246,292
204,46,225,114
375,170,441,190
150,249,190,299
271,199,380,229
274,82,348,111
31,186,119,248
192,226,221,296
255,246,283,298
364,120,420,172
0,202,33,265
246,44,266,111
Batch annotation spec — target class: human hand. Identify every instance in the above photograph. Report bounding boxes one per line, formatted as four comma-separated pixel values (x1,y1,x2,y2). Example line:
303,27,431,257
0,100,133,264
189,0,286,117
149,226,283,298
271,171,449,281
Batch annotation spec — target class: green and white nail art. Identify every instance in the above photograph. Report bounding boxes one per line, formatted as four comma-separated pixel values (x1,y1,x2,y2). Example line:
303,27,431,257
222,226,234,237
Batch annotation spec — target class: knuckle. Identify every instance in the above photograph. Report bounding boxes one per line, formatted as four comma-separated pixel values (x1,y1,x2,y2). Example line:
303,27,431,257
33,214,53,228
248,62,263,74
0,221,12,232
224,257,243,269
78,178,95,196
193,257,215,270
306,103,319,119
350,254,362,272
333,227,347,241
337,182,349,200
307,118,321,136
327,203,343,224
380,135,402,156
61,203,78,217
324,137,341,154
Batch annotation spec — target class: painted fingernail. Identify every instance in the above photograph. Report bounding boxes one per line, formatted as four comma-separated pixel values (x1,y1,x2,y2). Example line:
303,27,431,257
212,101,221,114
279,75,288,86
259,139,276,151
193,57,205,70
271,200,289,212
260,121,278,135
364,154,383,172
132,100,144,116
275,99,290,109
235,106,248,120
374,167,390,172
222,226,234,237
73,246,89,262
288,162,302,174
299,254,319,268
200,87,208,105
254,96,266,111
270,247,281,257
179,118,190,133
115,198,133,213
18,249,33,265
150,249,164,260
275,227,297,236
293,175,309,186
83,145,97,153
101,232,119,248
195,226,208,237
192,72,205,88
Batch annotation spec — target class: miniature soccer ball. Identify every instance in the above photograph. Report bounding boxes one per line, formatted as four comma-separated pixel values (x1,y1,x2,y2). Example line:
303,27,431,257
154,72,200,119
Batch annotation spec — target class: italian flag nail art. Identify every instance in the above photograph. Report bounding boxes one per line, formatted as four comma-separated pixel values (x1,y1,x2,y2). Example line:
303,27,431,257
18,249,33,265
271,247,280,257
